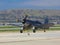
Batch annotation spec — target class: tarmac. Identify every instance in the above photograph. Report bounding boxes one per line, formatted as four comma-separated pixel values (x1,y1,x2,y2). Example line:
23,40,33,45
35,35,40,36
0,31,60,45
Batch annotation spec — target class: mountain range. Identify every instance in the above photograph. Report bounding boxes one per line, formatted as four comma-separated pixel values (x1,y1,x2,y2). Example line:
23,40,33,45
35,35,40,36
0,9,60,22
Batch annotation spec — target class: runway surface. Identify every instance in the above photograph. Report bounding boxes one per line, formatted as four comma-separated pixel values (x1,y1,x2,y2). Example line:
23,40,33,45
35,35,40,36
0,31,60,45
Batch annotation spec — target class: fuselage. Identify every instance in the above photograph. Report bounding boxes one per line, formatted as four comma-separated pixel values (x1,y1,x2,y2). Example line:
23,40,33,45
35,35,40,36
25,20,42,27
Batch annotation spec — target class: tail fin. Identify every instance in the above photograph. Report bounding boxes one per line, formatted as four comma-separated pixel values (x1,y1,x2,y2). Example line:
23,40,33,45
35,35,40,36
44,16,49,24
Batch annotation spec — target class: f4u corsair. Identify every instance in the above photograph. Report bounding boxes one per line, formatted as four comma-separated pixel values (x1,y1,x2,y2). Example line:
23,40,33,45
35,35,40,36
18,15,54,33
9,15,54,33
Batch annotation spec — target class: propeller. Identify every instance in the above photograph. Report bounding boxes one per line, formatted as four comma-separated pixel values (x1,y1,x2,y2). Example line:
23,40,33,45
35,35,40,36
22,15,28,24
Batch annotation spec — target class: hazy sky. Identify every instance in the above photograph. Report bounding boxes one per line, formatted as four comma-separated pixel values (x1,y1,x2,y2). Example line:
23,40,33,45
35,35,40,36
0,0,60,10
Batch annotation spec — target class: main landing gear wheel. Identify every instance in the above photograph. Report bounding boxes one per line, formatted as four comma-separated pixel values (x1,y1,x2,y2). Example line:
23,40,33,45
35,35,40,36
33,30,36,33
20,30,23,33
32,26,36,33
20,27,24,33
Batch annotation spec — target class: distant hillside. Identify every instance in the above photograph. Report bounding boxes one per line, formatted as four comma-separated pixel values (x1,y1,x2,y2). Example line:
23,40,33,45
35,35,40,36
0,9,60,22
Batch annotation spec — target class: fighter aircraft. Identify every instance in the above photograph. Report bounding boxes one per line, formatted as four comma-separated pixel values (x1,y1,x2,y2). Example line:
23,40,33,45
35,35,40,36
8,15,54,33
18,15,54,33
